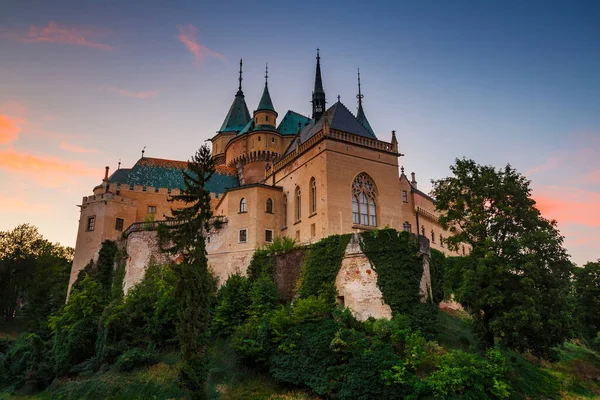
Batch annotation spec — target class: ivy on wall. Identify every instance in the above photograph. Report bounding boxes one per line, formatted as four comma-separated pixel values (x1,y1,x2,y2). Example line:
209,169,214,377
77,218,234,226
429,248,446,305
297,234,351,303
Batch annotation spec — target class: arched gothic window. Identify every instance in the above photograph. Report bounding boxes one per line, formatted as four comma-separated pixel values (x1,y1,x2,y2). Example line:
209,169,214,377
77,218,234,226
266,198,273,213
310,178,317,214
283,195,287,227
240,198,247,213
352,173,377,226
295,187,301,221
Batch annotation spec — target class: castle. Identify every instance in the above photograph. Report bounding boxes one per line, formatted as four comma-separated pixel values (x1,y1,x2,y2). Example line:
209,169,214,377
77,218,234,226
68,52,462,297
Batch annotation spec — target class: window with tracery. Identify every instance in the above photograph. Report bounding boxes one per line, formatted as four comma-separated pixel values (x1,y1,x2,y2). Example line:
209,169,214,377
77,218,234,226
352,173,377,226
266,198,273,213
310,177,317,214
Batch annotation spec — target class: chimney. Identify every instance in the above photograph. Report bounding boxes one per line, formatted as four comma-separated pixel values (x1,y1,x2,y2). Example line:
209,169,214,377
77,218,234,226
411,172,417,189
104,166,109,181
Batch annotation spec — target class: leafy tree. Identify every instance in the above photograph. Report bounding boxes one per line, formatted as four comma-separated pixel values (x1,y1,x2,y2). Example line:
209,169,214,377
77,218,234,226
0,224,73,330
432,158,574,360
161,145,219,399
573,260,600,339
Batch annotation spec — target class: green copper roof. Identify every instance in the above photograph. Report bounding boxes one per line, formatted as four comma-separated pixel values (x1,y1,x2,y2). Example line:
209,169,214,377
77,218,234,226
257,83,275,113
356,105,375,137
118,157,239,194
277,110,310,135
219,93,251,133
237,119,254,136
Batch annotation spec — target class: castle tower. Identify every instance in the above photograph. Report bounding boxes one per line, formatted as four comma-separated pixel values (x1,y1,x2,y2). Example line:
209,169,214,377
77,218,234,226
254,64,278,128
211,59,251,164
311,49,326,121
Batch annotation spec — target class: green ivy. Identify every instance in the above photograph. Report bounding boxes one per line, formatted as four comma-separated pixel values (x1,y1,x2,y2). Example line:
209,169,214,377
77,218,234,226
430,248,446,304
297,234,351,303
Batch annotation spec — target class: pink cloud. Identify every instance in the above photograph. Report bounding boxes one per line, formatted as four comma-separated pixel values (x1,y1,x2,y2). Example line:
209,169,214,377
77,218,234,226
0,114,23,144
0,148,99,188
60,141,100,154
0,193,51,215
533,186,600,228
177,25,225,66
102,87,160,99
3,21,113,51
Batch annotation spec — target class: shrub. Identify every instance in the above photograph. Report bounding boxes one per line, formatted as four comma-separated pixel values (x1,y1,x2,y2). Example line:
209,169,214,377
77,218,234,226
213,274,252,335
116,347,160,372
1,333,53,390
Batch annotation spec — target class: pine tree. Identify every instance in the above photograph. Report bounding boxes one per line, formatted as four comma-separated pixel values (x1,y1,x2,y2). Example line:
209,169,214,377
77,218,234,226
162,145,219,399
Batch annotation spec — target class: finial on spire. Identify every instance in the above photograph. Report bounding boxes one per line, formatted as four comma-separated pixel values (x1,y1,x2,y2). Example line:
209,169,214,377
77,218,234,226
118,159,121,170
317,48,320,59
141,146,146,159
357,68,364,109
401,165,405,175
265,63,268,86
337,94,340,102
238,59,243,93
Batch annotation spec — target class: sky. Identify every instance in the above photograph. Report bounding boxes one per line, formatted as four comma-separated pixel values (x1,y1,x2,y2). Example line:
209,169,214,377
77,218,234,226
0,0,599,265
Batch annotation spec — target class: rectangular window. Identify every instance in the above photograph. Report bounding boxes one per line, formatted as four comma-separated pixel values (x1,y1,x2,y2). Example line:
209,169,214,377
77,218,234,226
311,223,316,237
239,229,248,243
115,218,124,231
87,216,95,232
403,222,412,232
143,186,147,192
402,190,408,202
265,229,273,243
148,205,156,214
295,230,300,241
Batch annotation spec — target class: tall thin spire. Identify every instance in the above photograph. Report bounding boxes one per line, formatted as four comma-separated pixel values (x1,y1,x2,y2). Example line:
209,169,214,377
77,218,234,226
237,59,244,95
265,63,268,86
355,68,375,137
312,48,326,120
257,62,276,114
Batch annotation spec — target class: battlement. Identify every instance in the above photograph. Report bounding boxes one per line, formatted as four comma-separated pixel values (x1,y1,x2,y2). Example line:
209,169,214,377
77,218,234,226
82,193,137,206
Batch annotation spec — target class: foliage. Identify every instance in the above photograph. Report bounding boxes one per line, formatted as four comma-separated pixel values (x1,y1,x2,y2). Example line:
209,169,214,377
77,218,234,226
429,248,446,304
213,274,252,336
246,248,273,282
360,229,438,337
95,240,118,295
432,158,574,359
161,144,219,399
266,236,297,255
0,333,53,391
0,224,73,332
573,260,600,340
115,347,160,372
427,348,511,399
50,274,108,376
297,234,351,303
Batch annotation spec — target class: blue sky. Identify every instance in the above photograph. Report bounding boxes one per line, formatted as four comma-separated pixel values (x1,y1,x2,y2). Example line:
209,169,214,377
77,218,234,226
1,0,599,264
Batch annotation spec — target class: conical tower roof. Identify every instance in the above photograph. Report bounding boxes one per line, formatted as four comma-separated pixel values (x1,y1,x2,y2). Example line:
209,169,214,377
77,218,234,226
219,59,251,133
256,64,275,113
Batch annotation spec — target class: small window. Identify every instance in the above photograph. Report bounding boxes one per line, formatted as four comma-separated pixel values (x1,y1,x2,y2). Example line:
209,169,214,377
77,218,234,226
115,218,124,231
215,193,219,198
271,137,275,143
143,186,147,192
265,229,273,243
311,223,316,237
295,230,300,241
431,230,435,243
402,190,408,202
168,188,172,194
87,216,95,232
266,116,269,122
403,221,411,232
240,198,247,213
239,229,248,243
266,198,273,213
148,206,156,214
129,183,134,190
258,136,261,142
117,183,121,190
155,187,159,193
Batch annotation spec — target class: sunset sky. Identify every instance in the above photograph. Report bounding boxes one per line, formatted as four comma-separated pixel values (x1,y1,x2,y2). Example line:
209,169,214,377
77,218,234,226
1,0,599,265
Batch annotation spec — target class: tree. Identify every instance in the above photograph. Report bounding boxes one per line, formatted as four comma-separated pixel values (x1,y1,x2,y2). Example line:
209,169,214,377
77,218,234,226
573,260,600,339
161,144,219,399
432,158,574,360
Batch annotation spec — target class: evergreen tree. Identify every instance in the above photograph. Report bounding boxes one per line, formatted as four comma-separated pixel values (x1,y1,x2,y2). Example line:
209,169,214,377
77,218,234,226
432,158,574,360
573,260,600,340
162,145,219,399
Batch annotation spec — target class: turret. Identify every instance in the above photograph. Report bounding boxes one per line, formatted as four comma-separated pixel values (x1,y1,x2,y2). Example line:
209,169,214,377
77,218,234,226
254,64,278,128
311,49,326,121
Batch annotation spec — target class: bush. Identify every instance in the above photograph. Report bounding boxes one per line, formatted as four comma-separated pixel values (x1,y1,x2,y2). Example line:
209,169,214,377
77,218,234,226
116,347,160,372
213,274,252,335
1,333,53,390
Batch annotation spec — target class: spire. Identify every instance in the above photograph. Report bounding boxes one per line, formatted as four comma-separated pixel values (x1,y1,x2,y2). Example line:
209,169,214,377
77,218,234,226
356,68,375,137
237,59,243,95
218,59,251,133
312,48,326,120
257,63,275,113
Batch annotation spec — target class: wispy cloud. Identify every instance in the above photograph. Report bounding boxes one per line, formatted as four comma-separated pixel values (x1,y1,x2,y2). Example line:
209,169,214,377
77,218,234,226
177,24,225,66
534,186,600,228
102,87,160,99
0,114,23,144
0,148,98,188
60,141,100,154
2,21,113,51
